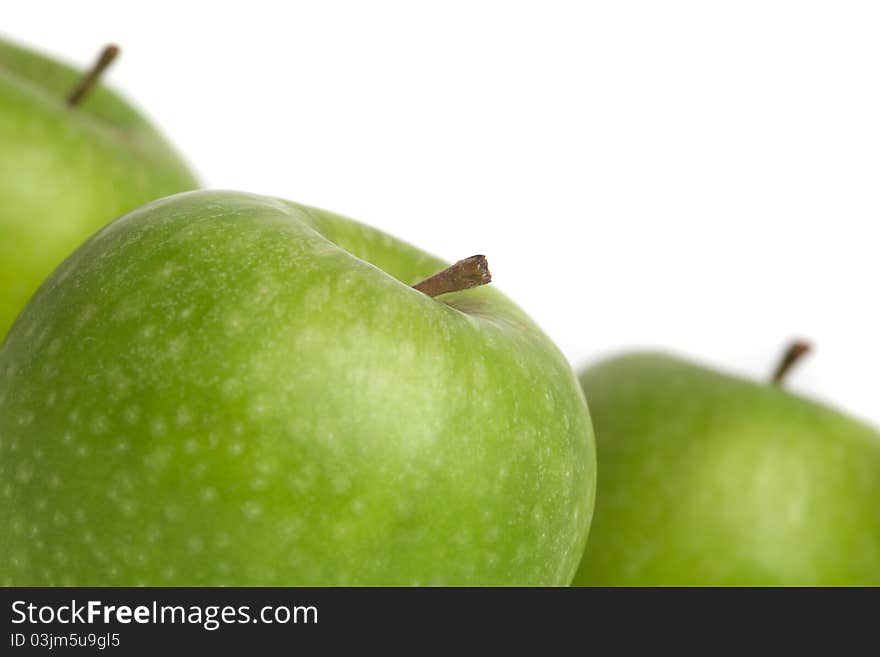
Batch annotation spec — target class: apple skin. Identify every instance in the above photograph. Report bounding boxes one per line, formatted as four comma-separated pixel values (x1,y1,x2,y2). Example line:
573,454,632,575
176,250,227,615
0,190,596,586
572,352,880,586
0,37,198,338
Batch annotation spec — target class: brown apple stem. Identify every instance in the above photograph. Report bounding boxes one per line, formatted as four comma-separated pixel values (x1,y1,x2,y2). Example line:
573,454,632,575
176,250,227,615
66,44,120,107
771,340,812,385
413,255,492,298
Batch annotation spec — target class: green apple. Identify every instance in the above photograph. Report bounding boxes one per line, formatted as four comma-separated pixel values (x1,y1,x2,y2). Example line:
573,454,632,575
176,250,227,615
0,38,198,338
0,190,595,586
572,346,880,586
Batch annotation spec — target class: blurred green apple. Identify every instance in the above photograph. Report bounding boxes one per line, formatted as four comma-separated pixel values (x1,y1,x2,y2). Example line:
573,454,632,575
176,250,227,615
573,344,880,585
0,38,198,338
0,190,595,586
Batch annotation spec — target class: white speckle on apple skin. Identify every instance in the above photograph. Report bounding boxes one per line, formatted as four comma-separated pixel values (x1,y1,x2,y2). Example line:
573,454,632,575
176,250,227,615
120,500,138,517
221,378,242,399
124,405,141,423
15,461,33,484
90,414,109,434
150,418,167,437
74,304,97,330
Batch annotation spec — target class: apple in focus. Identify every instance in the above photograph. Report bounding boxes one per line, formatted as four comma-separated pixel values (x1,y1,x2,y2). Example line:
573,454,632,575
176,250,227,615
0,190,596,586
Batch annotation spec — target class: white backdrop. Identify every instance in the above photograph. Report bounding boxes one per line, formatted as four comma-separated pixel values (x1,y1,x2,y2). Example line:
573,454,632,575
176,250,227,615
6,1,879,426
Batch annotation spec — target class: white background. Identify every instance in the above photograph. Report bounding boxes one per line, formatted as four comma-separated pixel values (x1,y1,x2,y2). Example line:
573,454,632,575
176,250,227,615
5,1,879,426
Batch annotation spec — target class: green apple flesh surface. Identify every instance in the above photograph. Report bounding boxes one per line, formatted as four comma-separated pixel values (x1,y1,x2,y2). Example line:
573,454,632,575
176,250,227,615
0,38,198,338
573,352,880,586
0,190,596,586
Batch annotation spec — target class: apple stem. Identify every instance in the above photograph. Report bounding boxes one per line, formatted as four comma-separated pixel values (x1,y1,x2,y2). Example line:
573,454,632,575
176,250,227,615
66,44,120,108
771,340,812,386
413,255,492,298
